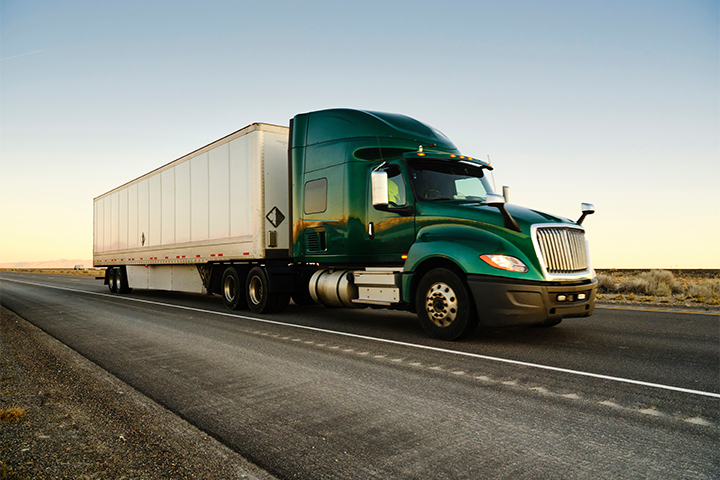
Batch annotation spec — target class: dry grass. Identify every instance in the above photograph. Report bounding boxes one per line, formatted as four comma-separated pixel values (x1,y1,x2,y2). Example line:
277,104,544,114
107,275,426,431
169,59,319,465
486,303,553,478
596,269,719,306
0,407,26,421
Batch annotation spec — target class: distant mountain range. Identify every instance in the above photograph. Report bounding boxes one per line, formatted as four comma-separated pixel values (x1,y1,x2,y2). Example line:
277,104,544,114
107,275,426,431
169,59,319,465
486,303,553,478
0,259,93,269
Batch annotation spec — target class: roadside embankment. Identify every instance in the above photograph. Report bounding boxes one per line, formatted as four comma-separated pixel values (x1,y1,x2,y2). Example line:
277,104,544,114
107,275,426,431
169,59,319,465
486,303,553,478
0,307,275,480
595,269,719,310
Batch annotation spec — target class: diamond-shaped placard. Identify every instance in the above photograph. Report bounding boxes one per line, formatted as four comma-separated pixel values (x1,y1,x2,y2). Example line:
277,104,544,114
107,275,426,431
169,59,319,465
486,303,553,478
266,207,285,228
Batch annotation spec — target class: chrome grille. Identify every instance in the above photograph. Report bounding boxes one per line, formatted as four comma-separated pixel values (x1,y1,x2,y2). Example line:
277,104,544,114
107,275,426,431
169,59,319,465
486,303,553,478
536,227,588,274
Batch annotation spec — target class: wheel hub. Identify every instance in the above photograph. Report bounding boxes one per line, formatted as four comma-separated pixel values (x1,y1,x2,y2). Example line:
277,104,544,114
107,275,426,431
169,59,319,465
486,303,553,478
425,282,458,327
224,276,236,302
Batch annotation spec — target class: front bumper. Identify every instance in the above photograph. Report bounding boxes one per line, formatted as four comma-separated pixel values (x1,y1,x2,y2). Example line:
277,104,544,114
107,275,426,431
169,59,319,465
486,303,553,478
467,275,597,327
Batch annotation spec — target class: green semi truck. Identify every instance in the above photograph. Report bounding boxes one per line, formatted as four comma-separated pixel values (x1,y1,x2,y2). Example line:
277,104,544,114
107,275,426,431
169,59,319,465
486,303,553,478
95,108,596,340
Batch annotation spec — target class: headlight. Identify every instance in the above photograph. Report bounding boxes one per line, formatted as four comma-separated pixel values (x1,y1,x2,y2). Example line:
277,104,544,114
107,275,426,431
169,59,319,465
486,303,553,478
480,254,529,273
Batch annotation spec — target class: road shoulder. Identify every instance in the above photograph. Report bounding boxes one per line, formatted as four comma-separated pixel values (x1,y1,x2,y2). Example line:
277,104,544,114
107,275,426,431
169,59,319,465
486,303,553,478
0,306,276,480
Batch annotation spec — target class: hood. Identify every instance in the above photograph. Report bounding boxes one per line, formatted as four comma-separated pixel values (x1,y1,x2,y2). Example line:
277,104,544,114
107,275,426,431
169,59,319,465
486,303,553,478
416,201,575,234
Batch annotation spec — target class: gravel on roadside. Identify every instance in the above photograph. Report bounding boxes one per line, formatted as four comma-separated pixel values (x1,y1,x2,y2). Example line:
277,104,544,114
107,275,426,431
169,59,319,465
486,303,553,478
0,307,276,480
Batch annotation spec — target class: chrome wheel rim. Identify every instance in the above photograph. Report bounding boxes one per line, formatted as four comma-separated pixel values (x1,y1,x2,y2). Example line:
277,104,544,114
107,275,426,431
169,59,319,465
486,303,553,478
425,282,458,327
248,275,263,305
223,276,236,302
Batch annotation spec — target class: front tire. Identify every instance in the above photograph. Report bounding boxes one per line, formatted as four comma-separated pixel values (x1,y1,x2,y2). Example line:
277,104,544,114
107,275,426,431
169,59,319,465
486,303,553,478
246,266,290,314
415,268,479,340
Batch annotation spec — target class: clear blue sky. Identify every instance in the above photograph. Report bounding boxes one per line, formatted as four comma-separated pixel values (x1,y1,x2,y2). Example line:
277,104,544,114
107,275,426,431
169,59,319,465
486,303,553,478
1,0,718,268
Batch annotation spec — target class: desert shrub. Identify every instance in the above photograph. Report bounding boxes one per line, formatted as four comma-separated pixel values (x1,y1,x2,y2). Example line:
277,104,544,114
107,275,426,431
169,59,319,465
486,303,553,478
687,282,719,299
619,270,682,296
596,274,617,293
0,407,25,421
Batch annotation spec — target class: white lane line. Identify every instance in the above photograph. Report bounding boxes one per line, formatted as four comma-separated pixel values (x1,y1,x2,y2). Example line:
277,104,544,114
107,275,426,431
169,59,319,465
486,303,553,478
3,277,720,400
596,305,719,316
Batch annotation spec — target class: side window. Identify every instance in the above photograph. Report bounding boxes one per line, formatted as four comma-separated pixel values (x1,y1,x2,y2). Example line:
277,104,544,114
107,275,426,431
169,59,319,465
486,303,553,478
304,178,327,214
386,166,406,206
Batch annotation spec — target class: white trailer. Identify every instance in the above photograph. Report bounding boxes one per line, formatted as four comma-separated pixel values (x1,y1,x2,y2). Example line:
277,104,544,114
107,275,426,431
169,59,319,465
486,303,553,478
93,123,290,293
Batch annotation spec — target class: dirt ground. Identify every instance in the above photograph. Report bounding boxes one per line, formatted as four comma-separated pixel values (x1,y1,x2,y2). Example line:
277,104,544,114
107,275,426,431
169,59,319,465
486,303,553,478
0,307,275,480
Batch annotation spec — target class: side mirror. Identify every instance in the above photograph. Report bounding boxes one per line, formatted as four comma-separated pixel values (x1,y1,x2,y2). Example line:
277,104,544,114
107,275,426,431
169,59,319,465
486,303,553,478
371,170,388,206
502,186,510,203
577,203,595,225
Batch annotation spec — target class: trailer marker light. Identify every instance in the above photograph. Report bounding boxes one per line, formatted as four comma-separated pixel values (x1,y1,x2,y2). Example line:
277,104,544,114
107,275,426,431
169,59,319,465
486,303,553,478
401,254,408,260
218,254,223,257
196,255,201,258
243,252,250,256
450,154,456,157
211,254,215,257
417,153,425,156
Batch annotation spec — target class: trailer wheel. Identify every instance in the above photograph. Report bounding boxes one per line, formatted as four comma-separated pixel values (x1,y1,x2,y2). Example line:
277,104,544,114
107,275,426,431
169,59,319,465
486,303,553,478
115,267,129,294
246,267,290,314
107,268,118,293
222,267,247,310
415,268,479,340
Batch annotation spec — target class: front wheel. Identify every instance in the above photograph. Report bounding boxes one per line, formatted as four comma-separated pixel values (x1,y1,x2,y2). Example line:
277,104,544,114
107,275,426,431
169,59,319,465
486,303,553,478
415,268,479,340
246,267,290,314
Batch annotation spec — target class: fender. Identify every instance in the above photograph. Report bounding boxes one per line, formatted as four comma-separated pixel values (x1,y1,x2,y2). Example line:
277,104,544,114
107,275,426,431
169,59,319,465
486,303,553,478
402,224,545,303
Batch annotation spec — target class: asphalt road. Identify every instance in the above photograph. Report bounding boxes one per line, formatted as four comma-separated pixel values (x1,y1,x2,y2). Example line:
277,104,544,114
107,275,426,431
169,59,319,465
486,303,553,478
1,271,718,479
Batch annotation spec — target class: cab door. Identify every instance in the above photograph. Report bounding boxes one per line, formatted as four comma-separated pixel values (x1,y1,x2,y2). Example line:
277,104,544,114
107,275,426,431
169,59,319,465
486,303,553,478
363,162,416,263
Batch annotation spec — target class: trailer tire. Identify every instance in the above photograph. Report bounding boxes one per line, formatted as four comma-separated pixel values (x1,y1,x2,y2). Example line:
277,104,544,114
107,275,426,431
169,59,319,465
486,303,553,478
246,267,290,314
115,267,130,294
222,267,247,310
415,268,479,340
107,268,118,293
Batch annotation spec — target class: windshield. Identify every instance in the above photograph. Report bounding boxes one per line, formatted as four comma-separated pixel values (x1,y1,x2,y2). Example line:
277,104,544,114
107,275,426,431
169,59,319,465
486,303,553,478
407,160,494,202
